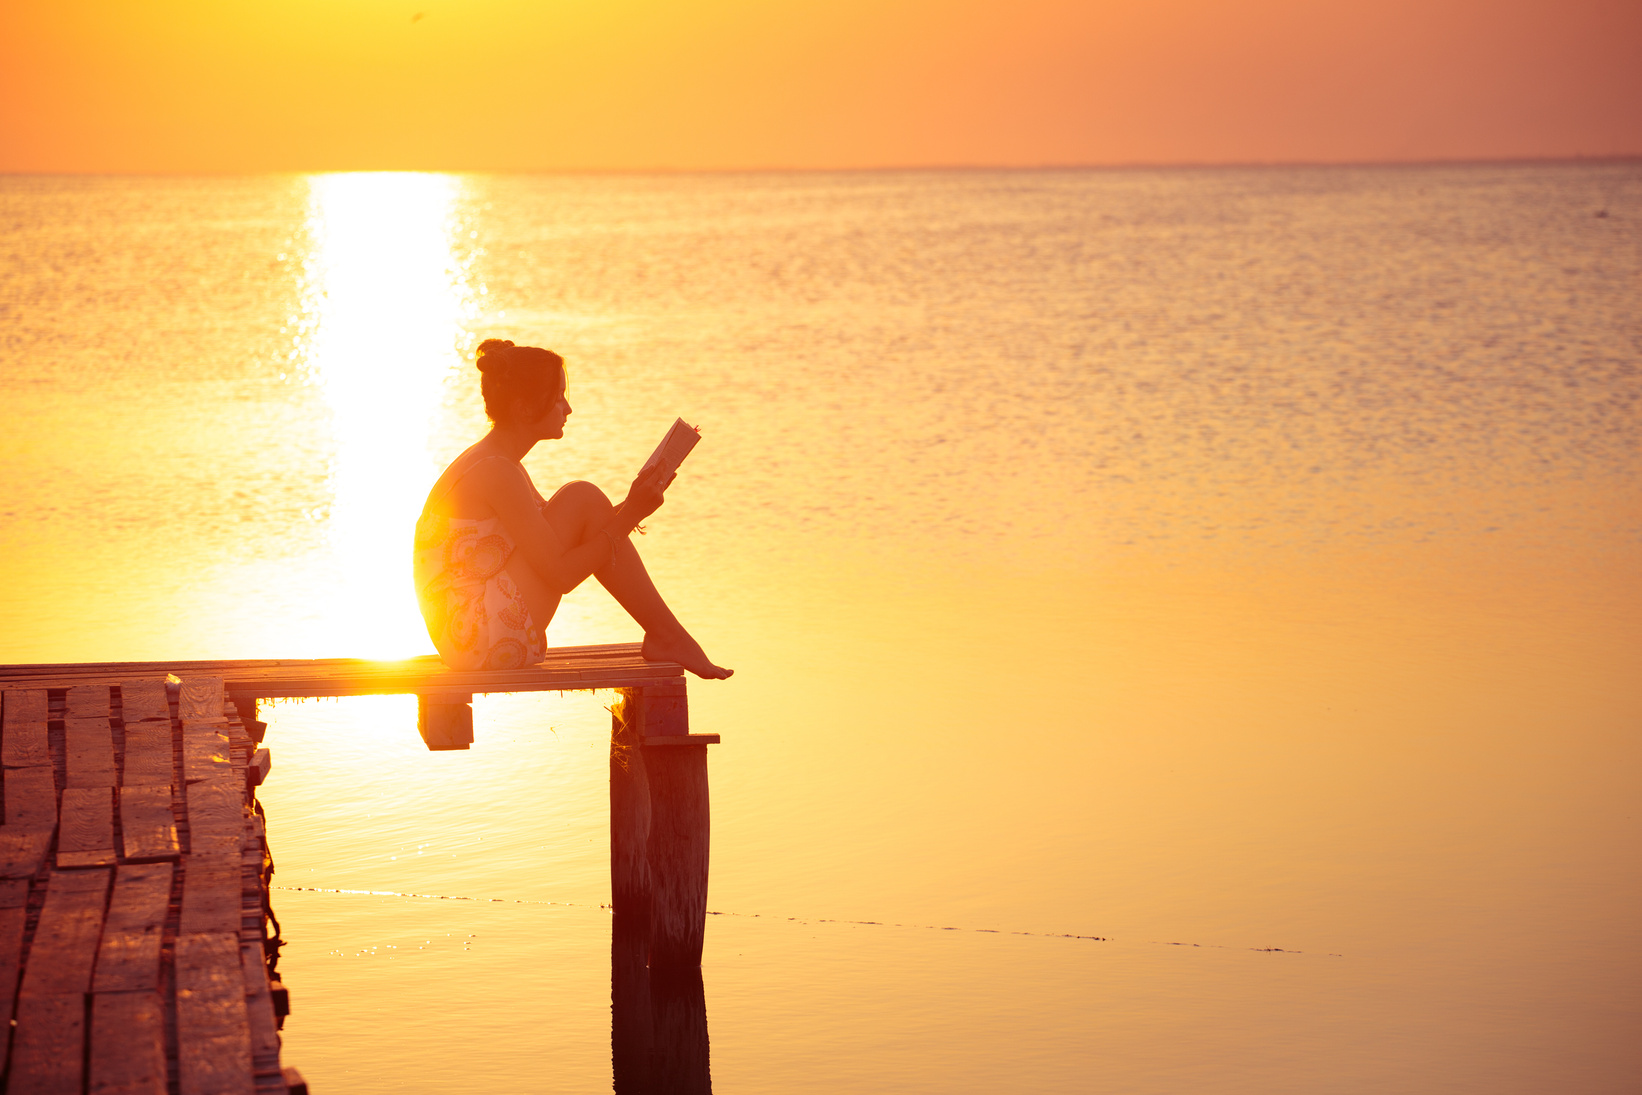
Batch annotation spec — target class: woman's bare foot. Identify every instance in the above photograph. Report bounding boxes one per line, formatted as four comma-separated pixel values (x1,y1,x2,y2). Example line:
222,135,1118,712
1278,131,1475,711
642,628,733,679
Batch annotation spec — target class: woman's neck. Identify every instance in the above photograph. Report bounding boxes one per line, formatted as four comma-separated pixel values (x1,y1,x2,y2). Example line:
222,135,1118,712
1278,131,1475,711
482,423,537,463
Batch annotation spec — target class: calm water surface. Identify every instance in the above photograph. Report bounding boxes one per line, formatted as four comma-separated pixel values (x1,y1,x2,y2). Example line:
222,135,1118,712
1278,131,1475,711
1,165,1638,1092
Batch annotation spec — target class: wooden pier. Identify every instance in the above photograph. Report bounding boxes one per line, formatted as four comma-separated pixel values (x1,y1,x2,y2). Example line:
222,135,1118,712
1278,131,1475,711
0,642,718,1093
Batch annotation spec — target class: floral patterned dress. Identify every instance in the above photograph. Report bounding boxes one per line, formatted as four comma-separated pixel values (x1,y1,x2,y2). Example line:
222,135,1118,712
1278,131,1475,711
413,453,547,671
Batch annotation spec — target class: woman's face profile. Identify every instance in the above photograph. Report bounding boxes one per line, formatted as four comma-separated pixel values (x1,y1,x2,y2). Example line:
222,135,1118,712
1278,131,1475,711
526,382,571,440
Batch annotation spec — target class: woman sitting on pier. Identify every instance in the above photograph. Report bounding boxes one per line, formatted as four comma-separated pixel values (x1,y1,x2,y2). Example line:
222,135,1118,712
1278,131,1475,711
414,339,732,679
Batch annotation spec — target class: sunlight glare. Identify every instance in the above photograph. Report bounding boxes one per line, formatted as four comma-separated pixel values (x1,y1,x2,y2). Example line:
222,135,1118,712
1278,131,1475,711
300,173,473,656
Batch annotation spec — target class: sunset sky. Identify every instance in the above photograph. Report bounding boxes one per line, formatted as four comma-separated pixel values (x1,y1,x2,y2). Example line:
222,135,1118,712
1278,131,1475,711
2,0,1638,172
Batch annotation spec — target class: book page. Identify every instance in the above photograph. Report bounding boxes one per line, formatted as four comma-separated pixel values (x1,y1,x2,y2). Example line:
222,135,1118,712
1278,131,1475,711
640,417,701,479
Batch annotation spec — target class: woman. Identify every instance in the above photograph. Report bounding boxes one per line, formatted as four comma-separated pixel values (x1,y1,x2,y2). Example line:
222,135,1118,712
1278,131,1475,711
413,339,732,679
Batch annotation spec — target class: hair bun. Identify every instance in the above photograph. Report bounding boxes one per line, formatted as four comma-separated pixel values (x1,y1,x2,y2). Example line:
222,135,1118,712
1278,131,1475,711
476,338,516,372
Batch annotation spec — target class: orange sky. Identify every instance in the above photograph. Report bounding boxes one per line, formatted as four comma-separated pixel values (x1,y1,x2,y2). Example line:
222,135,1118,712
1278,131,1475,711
1,0,1638,171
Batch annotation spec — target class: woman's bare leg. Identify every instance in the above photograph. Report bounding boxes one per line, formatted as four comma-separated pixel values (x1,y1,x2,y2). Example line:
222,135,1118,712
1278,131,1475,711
541,481,732,679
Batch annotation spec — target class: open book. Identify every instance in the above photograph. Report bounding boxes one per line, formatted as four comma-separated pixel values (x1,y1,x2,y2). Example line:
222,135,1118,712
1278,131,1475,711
640,417,701,481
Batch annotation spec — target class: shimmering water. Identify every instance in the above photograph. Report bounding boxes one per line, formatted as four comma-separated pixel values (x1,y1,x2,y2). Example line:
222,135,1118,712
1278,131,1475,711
1,165,1638,1092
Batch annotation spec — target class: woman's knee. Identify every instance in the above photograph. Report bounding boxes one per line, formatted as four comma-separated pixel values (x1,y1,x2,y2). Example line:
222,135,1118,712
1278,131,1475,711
546,480,613,517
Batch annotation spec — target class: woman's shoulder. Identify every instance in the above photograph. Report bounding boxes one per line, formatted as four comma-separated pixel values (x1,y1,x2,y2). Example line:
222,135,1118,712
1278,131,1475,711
426,445,533,517
460,449,533,491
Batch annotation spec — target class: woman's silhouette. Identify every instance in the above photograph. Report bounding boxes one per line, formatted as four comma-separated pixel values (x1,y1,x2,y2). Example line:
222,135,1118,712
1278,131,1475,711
414,339,731,679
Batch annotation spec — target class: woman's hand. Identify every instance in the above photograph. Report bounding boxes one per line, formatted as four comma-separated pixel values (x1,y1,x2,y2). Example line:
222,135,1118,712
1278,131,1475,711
619,463,670,527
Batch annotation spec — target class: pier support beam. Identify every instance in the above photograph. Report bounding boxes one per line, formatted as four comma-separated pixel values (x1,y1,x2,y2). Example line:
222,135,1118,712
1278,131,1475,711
610,692,652,927
417,693,473,751
645,739,710,969
611,682,712,969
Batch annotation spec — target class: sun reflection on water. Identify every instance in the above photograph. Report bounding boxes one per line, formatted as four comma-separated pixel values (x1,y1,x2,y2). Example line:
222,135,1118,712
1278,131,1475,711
299,173,475,656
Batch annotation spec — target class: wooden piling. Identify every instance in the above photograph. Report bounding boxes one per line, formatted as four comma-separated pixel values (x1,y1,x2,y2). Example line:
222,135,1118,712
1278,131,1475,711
610,690,653,927
644,743,710,969
611,681,714,970
417,693,474,750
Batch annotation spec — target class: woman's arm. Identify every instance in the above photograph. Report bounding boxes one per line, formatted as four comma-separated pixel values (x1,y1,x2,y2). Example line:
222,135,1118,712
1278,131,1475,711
470,458,668,595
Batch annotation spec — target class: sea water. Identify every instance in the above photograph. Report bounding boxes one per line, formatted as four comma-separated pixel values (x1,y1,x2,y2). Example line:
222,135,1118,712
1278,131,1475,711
0,164,1638,1092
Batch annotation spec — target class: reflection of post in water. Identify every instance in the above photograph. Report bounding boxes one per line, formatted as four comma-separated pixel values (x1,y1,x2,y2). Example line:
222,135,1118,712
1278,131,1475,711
610,685,712,1093
613,916,711,1094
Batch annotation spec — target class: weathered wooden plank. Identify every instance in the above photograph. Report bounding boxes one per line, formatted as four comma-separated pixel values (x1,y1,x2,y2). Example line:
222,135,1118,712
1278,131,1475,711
0,876,29,906
248,747,271,787
0,827,52,878
4,765,58,829
66,683,112,717
20,868,111,996
4,666,682,697
177,676,225,721
10,992,85,1094
242,942,282,1070
241,815,268,940
240,818,282,1094
645,742,711,969
118,679,171,723
120,785,180,861
1,687,49,723
58,786,117,868
580,666,684,686
2,718,50,768
184,726,234,783
176,932,255,1095
66,716,118,788
187,777,245,855
181,854,242,935
0,640,642,677
90,990,168,1095
228,693,258,722
122,724,175,787
93,863,174,993
0,646,676,699
0,880,28,1077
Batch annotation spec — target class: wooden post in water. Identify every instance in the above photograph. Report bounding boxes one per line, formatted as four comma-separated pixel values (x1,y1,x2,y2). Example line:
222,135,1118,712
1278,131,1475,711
610,691,653,928
638,681,710,969
611,680,712,969
417,692,473,750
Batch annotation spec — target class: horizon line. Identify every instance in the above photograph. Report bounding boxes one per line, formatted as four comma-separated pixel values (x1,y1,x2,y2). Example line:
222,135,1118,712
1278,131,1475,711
3,152,1639,179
